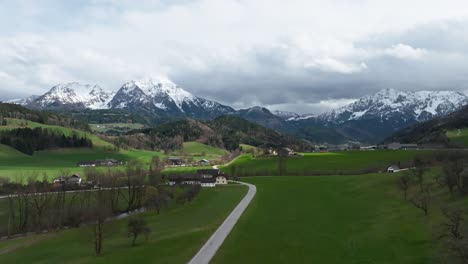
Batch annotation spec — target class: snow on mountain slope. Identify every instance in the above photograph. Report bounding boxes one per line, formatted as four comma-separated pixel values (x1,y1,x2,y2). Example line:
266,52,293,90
115,78,195,111
6,95,39,105
108,78,235,118
26,82,114,109
319,88,468,124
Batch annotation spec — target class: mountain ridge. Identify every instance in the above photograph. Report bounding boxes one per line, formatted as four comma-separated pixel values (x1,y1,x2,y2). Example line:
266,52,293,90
7,81,468,144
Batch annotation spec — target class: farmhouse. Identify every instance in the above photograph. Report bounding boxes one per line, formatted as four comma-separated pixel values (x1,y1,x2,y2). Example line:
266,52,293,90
198,159,210,166
168,168,229,187
167,157,183,166
278,148,295,157
216,175,228,185
387,165,401,173
168,174,200,186
53,174,82,185
77,159,123,167
201,177,216,187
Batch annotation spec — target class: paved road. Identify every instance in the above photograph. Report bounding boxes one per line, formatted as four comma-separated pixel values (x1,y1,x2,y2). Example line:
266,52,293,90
188,180,256,264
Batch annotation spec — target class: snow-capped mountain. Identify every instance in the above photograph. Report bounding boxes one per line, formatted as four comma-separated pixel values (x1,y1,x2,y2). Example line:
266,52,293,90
9,83,468,144
7,95,39,105
12,78,234,119
25,82,114,110
108,78,235,118
272,110,300,120
319,88,468,124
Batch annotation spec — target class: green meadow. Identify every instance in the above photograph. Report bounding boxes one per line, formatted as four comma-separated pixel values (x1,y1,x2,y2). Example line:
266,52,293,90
447,128,468,147
172,141,227,159
222,150,423,175
0,185,247,264
213,174,436,264
0,145,164,180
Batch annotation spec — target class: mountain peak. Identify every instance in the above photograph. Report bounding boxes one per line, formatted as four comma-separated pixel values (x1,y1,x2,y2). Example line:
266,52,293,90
26,82,114,110
120,78,195,111
321,88,468,124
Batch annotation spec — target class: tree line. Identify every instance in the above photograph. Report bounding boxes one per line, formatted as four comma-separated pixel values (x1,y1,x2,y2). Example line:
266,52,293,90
396,151,468,263
0,158,202,255
0,127,93,155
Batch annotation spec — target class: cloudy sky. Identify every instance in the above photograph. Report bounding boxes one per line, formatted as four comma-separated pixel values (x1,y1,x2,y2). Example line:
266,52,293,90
2,0,468,113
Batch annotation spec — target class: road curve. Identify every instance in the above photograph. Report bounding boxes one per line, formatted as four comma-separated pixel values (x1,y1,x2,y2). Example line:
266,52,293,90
188,181,256,264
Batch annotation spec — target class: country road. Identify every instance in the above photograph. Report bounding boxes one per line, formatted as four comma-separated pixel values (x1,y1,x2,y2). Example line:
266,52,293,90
188,180,256,264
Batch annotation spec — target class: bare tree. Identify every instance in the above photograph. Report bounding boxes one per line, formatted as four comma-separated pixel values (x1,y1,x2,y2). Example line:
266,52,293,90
442,159,466,195
398,173,411,200
410,184,431,216
127,216,151,246
124,161,145,212
89,186,111,255
441,207,464,240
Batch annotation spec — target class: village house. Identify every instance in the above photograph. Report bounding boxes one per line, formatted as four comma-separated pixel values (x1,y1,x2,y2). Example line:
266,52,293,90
168,174,200,186
278,147,295,157
77,159,123,167
201,177,216,187
216,174,228,185
168,168,229,187
198,159,210,166
53,174,82,185
167,157,183,166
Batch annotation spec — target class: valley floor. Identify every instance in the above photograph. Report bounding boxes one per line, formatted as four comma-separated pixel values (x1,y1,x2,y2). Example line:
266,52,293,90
212,175,433,264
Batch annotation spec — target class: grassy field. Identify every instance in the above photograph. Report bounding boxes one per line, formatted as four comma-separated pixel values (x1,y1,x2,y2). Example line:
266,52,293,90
447,128,468,147
212,174,434,264
172,142,227,159
0,185,247,264
222,150,423,176
0,146,165,180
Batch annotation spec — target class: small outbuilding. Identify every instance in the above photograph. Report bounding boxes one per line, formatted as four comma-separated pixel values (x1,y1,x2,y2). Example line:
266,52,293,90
387,165,401,173
198,159,210,166
53,174,82,185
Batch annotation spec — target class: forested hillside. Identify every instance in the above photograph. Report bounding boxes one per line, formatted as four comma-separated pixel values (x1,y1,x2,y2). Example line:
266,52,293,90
386,105,468,147
0,103,90,131
115,116,311,152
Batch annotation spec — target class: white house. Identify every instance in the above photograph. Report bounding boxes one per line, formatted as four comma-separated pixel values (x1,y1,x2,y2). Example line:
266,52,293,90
216,175,228,185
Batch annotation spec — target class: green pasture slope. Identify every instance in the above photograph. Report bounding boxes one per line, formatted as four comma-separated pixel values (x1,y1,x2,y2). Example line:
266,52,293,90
1,118,112,148
447,128,468,147
222,150,422,175
172,141,227,158
0,118,165,180
0,185,247,264
212,174,433,264
0,147,164,180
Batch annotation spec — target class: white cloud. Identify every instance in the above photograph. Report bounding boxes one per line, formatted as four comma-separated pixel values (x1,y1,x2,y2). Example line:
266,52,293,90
1,0,468,112
305,58,367,74
383,43,428,60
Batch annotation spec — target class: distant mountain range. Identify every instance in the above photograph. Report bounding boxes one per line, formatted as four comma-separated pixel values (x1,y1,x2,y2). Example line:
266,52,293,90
7,79,468,144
